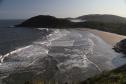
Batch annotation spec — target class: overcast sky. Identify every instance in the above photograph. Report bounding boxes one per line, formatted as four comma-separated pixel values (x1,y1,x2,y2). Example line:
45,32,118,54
0,0,126,19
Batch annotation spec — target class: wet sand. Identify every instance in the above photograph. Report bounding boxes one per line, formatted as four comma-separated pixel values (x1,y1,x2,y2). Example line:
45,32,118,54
80,28,126,46
1,28,126,83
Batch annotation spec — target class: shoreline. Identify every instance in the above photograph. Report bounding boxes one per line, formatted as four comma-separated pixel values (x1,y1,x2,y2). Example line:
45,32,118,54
79,28,126,46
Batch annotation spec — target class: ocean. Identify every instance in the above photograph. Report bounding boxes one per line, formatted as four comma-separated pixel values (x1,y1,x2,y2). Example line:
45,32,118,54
0,20,126,84
0,20,49,55
0,20,57,84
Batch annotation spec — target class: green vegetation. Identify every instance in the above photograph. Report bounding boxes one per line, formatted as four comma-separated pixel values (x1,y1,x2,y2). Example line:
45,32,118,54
17,15,126,36
77,14,126,23
23,64,126,84
81,65,126,84
16,14,126,84
80,21,126,36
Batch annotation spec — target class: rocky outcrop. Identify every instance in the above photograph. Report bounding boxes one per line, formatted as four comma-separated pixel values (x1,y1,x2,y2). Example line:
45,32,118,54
113,39,126,53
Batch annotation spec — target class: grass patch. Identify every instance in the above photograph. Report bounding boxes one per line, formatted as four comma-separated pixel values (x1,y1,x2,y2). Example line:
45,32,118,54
81,65,126,84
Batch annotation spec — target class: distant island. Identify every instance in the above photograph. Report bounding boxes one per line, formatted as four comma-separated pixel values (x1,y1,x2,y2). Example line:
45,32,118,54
16,14,126,35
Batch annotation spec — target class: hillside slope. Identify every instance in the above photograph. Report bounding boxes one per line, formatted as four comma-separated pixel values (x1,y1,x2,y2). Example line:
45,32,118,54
82,64,126,84
16,14,126,36
77,14,126,23
16,15,72,28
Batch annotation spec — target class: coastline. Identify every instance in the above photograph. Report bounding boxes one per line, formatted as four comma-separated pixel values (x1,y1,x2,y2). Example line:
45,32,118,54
80,28,126,46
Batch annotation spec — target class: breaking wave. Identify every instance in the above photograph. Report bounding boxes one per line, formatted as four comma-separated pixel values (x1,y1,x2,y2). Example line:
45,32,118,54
0,28,97,83
1,28,126,84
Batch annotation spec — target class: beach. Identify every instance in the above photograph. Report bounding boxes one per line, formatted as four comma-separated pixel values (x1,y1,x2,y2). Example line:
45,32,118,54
80,28,126,46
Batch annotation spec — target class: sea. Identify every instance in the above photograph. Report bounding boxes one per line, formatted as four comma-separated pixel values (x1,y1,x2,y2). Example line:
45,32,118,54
0,20,57,84
0,20,126,84
0,20,94,84
0,20,49,55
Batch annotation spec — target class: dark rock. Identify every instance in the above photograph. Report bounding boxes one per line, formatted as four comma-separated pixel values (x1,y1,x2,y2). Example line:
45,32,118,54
113,39,126,53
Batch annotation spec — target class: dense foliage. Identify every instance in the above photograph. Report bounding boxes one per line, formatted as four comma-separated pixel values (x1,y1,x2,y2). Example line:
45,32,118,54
16,15,126,35
16,15,126,84
81,65,126,84
78,21,126,35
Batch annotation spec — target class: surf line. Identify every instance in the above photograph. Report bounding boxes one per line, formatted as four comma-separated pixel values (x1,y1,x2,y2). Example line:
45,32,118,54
0,45,32,63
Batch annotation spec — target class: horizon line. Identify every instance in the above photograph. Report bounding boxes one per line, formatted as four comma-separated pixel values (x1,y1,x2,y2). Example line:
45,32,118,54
0,13,126,20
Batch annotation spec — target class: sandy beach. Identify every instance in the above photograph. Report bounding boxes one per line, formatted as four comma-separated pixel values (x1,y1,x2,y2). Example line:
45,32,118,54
80,28,126,46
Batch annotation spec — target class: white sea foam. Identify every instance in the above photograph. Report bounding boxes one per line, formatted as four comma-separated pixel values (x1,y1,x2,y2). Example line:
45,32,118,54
0,29,70,71
1,29,126,83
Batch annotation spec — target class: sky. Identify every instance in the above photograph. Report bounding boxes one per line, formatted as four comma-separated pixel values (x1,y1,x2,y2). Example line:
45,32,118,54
0,0,126,19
